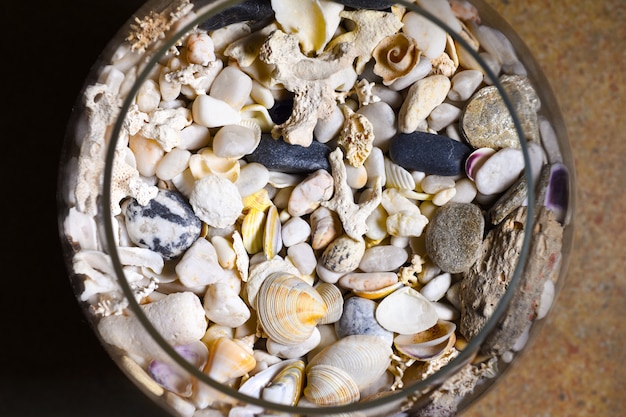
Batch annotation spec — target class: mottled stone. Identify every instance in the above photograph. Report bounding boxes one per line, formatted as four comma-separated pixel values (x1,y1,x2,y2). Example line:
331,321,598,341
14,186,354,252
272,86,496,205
198,0,274,31
244,134,331,173
389,131,472,176
334,296,393,345
460,74,541,149
425,202,485,274
123,189,201,260
460,206,563,355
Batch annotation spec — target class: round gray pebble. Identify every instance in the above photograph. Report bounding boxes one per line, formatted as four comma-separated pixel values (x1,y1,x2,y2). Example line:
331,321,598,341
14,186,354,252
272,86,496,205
123,189,202,260
335,296,393,345
425,202,485,274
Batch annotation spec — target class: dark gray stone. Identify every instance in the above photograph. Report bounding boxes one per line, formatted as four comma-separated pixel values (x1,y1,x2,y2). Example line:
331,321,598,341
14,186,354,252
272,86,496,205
123,189,201,260
425,202,485,274
389,131,472,176
332,0,393,10
197,0,274,31
244,134,332,173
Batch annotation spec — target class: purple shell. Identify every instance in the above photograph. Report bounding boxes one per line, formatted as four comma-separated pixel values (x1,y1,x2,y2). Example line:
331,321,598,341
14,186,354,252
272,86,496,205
544,162,569,224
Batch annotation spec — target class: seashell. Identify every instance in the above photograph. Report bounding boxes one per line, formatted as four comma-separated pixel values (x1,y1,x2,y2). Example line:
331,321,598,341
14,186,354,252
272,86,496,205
203,337,256,384
267,327,321,359
271,0,343,54
245,258,301,307
256,272,327,346
376,286,438,335
241,208,266,255
310,206,342,251
261,359,306,406
304,364,360,406
384,157,416,190
315,282,344,325
212,124,261,159
241,104,275,133
352,281,404,300
544,162,570,225
148,341,209,397
263,204,282,260
307,334,392,391
242,188,273,213
188,147,240,182
321,235,366,274
465,147,496,182
393,320,457,361
372,32,422,86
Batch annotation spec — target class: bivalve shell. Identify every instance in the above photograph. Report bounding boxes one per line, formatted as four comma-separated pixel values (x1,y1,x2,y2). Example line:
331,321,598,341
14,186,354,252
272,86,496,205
256,272,327,346
376,286,439,335
203,337,256,383
304,364,360,406
261,359,306,406
315,282,344,325
393,320,457,361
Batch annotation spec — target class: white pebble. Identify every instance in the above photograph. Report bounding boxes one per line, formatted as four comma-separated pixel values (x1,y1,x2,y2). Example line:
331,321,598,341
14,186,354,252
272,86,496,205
448,69,484,101
420,272,452,301
186,32,216,65
210,235,237,269
402,12,447,59
250,80,275,109
364,147,386,188
281,216,311,247
474,147,525,195
235,162,270,198
345,162,368,189
159,67,182,102
203,281,250,328
431,301,460,321
421,175,456,194
192,94,241,128
445,281,462,310
287,170,334,217
359,245,409,272
136,79,161,113
155,147,191,181
129,135,164,178
175,238,228,287
432,187,457,206
357,102,397,151
209,66,253,110
537,279,555,320
178,123,211,151
450,178,478,203
314,104,344,143
428,102,461,132
212,124,260,159
287,242,317,276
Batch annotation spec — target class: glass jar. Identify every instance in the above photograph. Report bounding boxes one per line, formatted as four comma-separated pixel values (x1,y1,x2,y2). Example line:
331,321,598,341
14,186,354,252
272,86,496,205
57,1,575,416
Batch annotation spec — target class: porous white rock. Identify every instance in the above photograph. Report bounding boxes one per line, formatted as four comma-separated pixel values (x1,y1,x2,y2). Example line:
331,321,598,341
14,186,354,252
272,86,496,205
189,174,244,228
97,292,207,364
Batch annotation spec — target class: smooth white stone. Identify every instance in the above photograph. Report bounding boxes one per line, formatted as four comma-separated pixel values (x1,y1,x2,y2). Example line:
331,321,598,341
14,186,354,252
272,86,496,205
287,242,317,276
129,135,164,178
432,187,457,206
209,66,253,110
420,272,452,301
365,204,389,241
192,94,241,128
235,162,270,198
359,245,409,272
203,281,250,328
357,102,397,151
388,58,432,91
402,11,447,59
432,301,460,321
178,123,211,151
371,84,404,109
428,102,461,132
281,216,311,247
450,177,478,203
448,69,484,101
316,260,345,284
364,147,386,188
416,0,463,33
474,147,525,195
345,162,368,189
267,327,321,359
445,281,462,310
537,279,555,320
421,175,456,194
314,103,344,143
390,235,410,248
338,272,398,292
287,170,334,217
212,124,259,159
155,147,191,181
176,238,228,287
398,75,451,133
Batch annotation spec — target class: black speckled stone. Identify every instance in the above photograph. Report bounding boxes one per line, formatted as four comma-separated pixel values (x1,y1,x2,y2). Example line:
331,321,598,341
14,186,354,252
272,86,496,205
198,0,274,31
389,131,472,176
123,189,201,260
244,134,332,173
333,0,394,10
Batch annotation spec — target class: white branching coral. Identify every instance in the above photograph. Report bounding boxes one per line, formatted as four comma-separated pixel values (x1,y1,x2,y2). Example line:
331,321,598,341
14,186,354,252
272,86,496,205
259,29,358,147
126,0,193,53
322,148,382,240
140,107,193,152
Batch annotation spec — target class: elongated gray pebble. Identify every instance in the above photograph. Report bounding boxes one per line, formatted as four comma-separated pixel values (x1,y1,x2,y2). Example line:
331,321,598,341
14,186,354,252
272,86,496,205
389,131,472,176
245,135,331,173
335,296,393,345
425,202,484,274
198,0,274,31
123,189,201,260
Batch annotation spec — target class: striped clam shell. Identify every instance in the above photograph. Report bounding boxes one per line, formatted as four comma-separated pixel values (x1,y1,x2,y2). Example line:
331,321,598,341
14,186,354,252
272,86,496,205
304,364,360,406
306,334,392,390
256,272,327,346
384,157,416,190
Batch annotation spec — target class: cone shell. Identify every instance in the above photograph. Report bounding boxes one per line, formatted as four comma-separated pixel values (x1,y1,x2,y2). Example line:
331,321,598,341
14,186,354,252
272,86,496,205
256,272,327,346
307,334,392,390
304,364,360,406
203,337,256,383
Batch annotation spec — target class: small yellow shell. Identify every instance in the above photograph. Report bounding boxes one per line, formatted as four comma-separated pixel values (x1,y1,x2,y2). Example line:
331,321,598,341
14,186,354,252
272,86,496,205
263,204,282,260
241,208,265,255
188,147,240,182
256,272,327,346
203,337,256,383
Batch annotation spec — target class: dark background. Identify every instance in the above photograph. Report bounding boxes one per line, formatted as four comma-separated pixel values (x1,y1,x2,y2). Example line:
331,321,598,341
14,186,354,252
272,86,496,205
2,1,171,416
